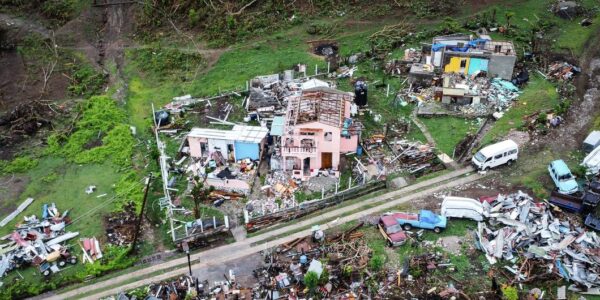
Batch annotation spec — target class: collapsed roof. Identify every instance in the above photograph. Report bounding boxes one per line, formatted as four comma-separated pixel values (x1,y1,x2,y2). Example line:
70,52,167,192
285,87,353,128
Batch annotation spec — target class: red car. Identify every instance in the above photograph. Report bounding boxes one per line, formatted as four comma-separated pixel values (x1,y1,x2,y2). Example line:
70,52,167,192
378,215,408,247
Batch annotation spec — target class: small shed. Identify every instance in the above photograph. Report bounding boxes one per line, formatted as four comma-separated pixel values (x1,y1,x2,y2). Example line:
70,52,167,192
187,125,268,161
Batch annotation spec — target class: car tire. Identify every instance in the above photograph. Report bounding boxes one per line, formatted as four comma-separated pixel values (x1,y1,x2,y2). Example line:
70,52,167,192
70,257,77,264
507,160,513,166
43,270,50,276
434,227,441,233
58,260,66,267
403,224,412,231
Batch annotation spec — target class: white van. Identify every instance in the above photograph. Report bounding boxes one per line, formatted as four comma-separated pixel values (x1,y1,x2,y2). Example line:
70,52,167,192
441,196,485,222
472,139,518,171
582,146,600,175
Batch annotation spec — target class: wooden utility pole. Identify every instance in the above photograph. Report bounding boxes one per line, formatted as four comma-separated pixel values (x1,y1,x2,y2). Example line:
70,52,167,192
130,173,153,255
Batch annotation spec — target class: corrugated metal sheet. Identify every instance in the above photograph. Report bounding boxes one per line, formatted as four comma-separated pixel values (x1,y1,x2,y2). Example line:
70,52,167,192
270,116,285,136
188,125,268,144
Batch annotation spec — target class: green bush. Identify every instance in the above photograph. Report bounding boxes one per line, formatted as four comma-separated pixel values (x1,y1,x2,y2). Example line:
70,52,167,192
501,285,518,300
114,171,144,212
304,271,319,293
68,65,106,97
188,8,200,27
48,95,135,167
0,156,39,174
368,254,385,272
85,245,137,276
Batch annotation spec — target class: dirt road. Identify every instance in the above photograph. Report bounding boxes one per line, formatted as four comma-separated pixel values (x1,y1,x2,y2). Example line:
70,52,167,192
37,167,484,299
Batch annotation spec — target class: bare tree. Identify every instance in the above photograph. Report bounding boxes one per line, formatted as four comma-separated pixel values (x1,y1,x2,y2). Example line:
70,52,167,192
40,30,58,98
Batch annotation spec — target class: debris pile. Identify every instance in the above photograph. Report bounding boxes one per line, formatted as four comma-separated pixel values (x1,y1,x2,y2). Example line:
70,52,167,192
546,61,581,81
384,140,438,174
475,191,600,290
0,203,79,278
252,223,375,299
411,72,521,117
105,203,137,246
79,237,103,264
244,170,301,218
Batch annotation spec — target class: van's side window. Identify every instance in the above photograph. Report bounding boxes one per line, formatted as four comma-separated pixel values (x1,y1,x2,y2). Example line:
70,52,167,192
494,154,503,159
508,149,517,155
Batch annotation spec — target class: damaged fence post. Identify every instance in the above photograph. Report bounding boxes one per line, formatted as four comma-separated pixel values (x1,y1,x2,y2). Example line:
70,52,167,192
348,176,352,189
327,61,330,74
335,182,338,194
386,84,390,97
321,187,325,199
213,216,217,229
315,64,318,75
224,216,229,229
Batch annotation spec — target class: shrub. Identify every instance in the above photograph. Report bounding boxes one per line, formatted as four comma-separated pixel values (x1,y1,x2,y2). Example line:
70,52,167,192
369,254,385,272
68,65,106,97
113,171,144,212
0,156,39,174
50,95,135,167
304,271,319,293
188,8,200,27
85,245,137,276
501,285,518,300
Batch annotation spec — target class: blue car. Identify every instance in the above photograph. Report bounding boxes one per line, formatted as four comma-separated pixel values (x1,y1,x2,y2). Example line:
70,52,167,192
548,160,579,195
392,210,447,233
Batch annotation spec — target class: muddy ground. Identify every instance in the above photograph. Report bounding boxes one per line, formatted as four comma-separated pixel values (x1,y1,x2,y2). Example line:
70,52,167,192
0,174,29,215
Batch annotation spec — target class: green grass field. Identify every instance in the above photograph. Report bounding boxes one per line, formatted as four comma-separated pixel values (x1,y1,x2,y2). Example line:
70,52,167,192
420,117,480,156
0,157,122,238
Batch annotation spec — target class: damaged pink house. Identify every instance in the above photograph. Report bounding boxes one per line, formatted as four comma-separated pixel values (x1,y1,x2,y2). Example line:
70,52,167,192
282,86,360,179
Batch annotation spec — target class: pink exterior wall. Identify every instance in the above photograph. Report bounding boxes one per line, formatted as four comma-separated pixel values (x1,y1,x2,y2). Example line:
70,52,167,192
188,137,207,158
340,135,358,152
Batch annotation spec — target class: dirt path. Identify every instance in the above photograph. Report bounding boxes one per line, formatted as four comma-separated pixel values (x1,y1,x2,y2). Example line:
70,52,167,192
37,167,482,300
546,27,600,153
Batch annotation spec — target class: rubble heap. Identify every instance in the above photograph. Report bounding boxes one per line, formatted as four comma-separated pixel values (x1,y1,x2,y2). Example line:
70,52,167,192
385,140,438,174
0,203,79,278
475,191,600,290
547,61,581,81
105,203,137,246
245,171,299,218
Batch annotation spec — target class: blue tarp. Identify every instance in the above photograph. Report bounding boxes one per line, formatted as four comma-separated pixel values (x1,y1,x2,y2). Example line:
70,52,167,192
432,38,490,52
234,141,260,160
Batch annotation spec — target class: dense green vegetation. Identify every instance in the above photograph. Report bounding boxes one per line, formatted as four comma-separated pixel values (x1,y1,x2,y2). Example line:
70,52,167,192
47,96,136,168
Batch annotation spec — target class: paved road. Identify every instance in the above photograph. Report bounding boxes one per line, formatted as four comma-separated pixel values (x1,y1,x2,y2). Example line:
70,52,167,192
43,167,482,299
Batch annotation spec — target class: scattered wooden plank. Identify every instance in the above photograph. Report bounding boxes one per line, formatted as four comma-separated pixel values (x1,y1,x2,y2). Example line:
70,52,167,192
0,198,34,227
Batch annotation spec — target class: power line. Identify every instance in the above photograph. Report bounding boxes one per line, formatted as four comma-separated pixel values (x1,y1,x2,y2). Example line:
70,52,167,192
66,177,147,226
